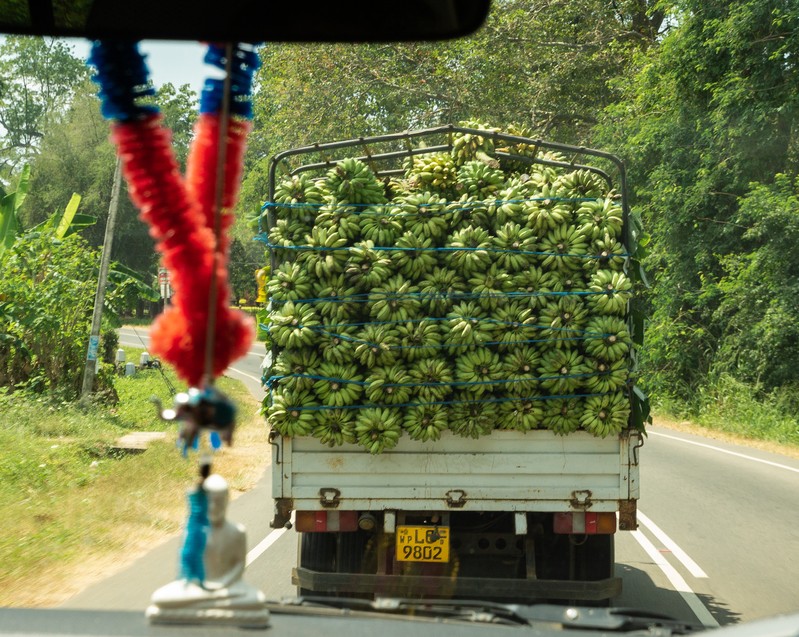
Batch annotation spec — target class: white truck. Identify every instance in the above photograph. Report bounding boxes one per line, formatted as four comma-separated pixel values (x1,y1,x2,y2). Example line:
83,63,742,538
264,126,648,603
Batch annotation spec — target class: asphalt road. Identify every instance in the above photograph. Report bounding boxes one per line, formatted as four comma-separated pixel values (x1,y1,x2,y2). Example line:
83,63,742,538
64,328,799,628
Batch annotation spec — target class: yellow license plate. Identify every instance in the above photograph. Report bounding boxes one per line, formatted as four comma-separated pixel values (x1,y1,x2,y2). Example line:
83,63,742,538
395,525,450,563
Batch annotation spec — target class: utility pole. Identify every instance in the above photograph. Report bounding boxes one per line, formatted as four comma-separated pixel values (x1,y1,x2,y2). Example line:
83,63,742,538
81,156,123,403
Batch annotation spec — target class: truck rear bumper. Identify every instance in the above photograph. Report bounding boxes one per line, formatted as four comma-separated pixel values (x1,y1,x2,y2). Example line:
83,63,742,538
293,567,622,602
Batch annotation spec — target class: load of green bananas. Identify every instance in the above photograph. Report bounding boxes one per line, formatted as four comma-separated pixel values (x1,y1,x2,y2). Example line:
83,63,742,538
263,124,639,451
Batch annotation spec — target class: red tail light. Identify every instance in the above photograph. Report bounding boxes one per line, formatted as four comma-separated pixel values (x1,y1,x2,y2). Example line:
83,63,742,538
553,512,616,534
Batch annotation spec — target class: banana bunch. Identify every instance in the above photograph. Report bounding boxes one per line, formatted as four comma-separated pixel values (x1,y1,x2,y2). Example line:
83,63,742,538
267,390,317,437
525,194,571,234
538,347,589,394
365,366,412,405
445,301,494,349
580,392,630,438
403,403,449,442
297,226,349,278
312,408,356,447
491,180,528,228
354,323,400,368
269,301,320,349
315,202,362,242
322,158,387,205
447,195,490,232
455,347,501,395
492,302,538,350
450,398,494,438
355,407,403,454
543,397,583,435
554,169,608,200
268,218,312,258
271,349,320,394
451,120,500,167
419,267,467,314
446,226,493,276
408,357,453,402
539,224,590,273
405,152,459,194
457,160,506,199
368,274,421,322
344,240,394,291
267,262,312,303
547,270,588,295
577,197,623,241
359,209,404,245
499,399,544,431
395,192,449,242
469,263,513,310
494,123,538,174
588,270,632,316
527,163,562,190
313,273,361,322
382,176,411,201
493,222,536,273
313,362,364,407
583,357,629,394
318,326,357,365
539,295,589,345
395,320,443,361
585,235,626,274
583,316,631,362
501,345,541,396
274,173,325,207
391,231,438,280
512,267,556,310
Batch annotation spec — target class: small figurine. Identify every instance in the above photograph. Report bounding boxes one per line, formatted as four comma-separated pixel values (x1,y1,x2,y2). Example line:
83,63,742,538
154,385,236,454
146,468,269,627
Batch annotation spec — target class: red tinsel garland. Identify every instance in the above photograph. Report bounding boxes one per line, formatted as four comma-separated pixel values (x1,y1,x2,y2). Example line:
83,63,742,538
111,113,254,385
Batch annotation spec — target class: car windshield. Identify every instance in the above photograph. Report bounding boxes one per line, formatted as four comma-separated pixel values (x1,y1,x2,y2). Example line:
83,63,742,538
0,1,797,635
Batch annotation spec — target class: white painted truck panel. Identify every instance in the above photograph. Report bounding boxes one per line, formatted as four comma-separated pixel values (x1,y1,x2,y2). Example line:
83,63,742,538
272,430,640,513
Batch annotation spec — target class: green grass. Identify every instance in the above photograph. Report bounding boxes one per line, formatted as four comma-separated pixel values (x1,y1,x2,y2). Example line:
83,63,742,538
0,351,269,607
653,374,799,448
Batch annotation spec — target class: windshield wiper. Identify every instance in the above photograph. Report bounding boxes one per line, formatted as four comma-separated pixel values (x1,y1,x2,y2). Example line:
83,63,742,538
271,596,704,634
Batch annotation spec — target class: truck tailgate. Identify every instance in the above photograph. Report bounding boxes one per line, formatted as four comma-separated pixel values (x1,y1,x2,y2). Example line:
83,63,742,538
272,430,640,513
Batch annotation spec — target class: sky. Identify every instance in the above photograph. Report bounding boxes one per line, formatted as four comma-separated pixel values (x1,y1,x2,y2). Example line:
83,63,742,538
65,39,216,96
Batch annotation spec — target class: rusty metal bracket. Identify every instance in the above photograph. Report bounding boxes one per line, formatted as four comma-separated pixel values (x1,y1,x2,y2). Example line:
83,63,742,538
630,430,644,467
445,489,467,507
570,490,593,510
618,499,638,531
268,429,281,465
319,487,341,508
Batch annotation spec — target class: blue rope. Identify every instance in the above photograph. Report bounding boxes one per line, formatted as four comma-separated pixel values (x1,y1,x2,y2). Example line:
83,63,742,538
266,388,617,412
259,239,630,260
261,195,606,213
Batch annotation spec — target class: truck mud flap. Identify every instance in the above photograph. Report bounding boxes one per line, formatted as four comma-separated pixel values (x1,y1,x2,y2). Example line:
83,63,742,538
293,567,622,601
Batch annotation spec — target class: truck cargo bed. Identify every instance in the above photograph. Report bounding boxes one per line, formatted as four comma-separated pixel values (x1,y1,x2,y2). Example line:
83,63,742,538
272,430,640,514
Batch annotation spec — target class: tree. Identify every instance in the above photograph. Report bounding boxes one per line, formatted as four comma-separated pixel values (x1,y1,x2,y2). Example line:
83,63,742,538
597,0,799,397
0,36,89,181
237,0,665,218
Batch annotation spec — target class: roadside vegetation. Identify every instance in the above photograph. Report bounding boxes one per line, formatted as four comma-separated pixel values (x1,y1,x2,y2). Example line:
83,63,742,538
0,350,269,608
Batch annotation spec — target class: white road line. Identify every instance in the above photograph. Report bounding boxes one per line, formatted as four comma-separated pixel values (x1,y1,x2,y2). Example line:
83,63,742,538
246,517,293,566
637,510,708,578
225,366,263,384
650,431,799,474
630,529,719,628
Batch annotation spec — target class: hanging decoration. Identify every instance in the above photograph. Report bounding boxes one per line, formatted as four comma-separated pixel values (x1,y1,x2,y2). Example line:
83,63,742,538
88,41,259,387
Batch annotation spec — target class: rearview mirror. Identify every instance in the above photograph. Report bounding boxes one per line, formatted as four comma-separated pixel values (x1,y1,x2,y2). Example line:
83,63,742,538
0,0,490,41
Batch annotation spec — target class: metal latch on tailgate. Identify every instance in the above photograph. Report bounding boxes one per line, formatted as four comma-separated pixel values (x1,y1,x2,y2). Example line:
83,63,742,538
319,488,341,508
570,490,592,510
446,489,467,507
